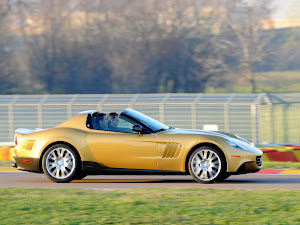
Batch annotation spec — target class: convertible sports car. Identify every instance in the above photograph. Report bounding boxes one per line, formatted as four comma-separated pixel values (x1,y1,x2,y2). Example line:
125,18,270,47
13,108,262,183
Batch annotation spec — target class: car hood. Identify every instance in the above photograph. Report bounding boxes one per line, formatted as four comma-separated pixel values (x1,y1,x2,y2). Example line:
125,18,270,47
160,128,238,139
164,128,263,154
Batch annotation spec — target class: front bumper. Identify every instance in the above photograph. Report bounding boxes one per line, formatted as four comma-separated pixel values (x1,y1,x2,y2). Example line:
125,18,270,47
12,154,41,173
224,141,263,173
233,161,260,174
231,156,262,174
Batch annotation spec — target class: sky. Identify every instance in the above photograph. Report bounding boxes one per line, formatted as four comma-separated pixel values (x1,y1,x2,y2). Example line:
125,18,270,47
273,0,300,20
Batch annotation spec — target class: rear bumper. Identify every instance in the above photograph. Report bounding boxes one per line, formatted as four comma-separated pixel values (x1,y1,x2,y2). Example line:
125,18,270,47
12,154,41,173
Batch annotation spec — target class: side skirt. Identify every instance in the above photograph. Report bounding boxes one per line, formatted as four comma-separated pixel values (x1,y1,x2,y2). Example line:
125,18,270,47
82,161,187,175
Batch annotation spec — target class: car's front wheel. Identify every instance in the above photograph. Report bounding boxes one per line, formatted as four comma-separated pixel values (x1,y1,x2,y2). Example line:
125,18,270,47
188,146,226,184
42,144,79,183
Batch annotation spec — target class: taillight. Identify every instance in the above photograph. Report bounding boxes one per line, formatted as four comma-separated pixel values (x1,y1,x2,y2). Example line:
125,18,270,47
21,160,31,163
14,134,17,146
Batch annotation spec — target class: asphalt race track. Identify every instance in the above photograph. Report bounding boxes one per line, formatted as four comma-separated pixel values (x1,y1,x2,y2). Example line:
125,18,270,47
0,172,299,190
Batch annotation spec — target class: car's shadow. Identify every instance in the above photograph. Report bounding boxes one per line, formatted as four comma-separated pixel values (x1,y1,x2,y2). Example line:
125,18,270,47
70,177,299,184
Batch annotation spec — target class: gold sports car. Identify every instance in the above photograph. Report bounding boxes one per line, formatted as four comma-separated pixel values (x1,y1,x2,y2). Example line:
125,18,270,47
13,108,262,183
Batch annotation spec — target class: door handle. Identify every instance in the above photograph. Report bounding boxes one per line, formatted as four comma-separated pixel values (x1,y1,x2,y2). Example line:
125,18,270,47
91,134,100,136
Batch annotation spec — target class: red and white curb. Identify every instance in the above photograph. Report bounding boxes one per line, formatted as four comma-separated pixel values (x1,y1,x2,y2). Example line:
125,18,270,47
256,169,300,174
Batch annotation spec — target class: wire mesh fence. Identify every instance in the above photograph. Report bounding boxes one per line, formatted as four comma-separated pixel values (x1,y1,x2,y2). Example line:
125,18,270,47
0,93,299,145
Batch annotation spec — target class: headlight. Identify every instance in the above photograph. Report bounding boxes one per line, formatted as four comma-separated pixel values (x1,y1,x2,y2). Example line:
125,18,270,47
235,135,251,145
225,138,244,150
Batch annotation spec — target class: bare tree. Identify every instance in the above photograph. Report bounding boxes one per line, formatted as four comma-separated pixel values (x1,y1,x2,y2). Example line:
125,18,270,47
222,0,274,93
2,0,278,94
0,0,16,94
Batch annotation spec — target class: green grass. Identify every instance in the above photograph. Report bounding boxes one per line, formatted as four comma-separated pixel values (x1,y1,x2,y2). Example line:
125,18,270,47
254,71,300,93
0,160,13,167
0,188,299,224
262,161,300,170
206,71,300,93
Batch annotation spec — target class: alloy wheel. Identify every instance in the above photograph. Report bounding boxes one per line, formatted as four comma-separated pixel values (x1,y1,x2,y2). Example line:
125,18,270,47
45,147,76,180
190,148,222,182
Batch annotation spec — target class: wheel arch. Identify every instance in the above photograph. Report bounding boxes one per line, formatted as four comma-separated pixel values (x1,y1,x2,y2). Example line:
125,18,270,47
184,142,228,174
39,141,82,173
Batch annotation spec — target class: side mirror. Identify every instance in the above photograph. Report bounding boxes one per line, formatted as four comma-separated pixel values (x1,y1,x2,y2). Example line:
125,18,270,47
132,124,143,133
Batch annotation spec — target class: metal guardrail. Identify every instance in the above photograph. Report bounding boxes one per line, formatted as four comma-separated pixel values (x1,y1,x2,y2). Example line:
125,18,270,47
0,93,299,145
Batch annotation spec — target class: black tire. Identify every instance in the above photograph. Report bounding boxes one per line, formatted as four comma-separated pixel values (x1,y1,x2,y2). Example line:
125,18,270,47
42,144,80,183
188,146,226,184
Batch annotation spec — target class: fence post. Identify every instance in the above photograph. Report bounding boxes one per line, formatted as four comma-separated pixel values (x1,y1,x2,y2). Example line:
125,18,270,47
251,103,262,145
191,104,196,129
224,94,235,133
98,94,109,112
251,93,267,145
257,104,262,145
159,94,171,123
283,103,290,143
191,93,203,129
68,94,79,118
8,105,14,142
268,103,275,143
129,94,139,109
250,103,257,145
38,95,48,128
262,93,275,144
8,96,18,142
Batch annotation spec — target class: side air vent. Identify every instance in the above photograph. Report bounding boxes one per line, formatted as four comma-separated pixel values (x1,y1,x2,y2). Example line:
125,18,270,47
22,140,36,151
162,143,182,158
256,156,262,167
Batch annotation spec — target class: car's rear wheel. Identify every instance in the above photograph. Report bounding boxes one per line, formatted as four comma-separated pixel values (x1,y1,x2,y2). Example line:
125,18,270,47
188,146,226,184
42,144,79,183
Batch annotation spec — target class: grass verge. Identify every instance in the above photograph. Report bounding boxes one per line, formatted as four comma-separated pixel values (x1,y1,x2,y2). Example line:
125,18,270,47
263,161,300,170
1,188,300,224
206,71,300,93
0,160,13,167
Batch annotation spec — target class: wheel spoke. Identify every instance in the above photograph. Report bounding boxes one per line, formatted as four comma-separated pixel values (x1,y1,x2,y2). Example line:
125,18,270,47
61,167,66,176
49,153,56,160
56,169,60,178
199,170,205,179
208,169,215,178
65,155,71,162
203,151,207,159
200,170,208,179
65,162,73,169
211,162,219,169
210,154,217,162
48,164,55,170
197,153,203,161
194,155,201,164
52,168,57,176
211,165,218,171
60,149,65,158
199,151,204,159
194,164,201,175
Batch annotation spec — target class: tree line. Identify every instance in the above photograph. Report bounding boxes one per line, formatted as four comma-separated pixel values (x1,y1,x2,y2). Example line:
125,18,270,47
0,0,298,94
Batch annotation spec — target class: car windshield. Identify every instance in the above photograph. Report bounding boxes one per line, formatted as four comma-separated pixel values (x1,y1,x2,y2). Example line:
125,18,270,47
121,108,169,132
